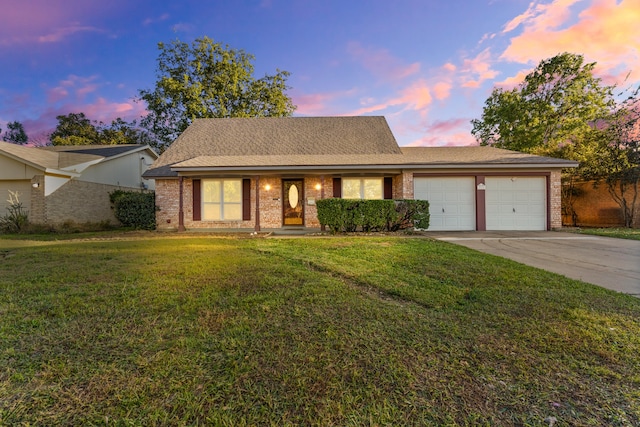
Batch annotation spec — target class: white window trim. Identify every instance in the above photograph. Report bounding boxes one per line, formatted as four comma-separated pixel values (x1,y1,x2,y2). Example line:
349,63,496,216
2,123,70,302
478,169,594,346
202,179,242,221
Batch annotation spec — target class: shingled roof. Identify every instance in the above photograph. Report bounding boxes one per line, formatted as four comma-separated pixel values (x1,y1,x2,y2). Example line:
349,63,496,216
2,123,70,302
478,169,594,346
0,140,101,172
42,144,150,158
145,116,401,177
145,116,577,177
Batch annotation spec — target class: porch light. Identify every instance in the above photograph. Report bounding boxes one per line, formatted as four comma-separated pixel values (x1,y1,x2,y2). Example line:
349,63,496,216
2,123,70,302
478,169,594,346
265,184,272,191
32,182,39,188
315,183,321,190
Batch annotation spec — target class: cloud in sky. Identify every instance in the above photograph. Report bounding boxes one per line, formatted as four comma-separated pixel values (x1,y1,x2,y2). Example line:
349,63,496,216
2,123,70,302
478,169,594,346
142,13,170,26
37,24,105,43
347,42,421,83
460,49,500,88
501,0,640,84
405,118,477,147
0,0,119,45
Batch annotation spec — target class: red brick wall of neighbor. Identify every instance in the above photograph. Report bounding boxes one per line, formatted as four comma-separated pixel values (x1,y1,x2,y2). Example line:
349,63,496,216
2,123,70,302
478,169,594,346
565,180,640,228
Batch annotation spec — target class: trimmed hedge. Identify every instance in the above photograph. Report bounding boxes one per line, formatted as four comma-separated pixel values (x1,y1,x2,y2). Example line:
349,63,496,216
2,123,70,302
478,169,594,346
109,190,158,230
316,199,430,233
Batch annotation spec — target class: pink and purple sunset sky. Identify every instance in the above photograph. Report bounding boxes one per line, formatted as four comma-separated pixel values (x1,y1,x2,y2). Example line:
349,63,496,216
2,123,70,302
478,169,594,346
1,0,638,147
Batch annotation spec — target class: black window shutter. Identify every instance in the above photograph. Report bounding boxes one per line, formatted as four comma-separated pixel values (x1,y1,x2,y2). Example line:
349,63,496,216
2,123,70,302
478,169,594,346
333,177,342,198
384,177,393,199
192,179,201,221
242,178,251,220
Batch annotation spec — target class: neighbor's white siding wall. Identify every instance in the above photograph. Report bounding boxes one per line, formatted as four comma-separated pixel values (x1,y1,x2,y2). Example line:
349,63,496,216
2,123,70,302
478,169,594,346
78,152,156,190
0,180,32,213
0,156,40,179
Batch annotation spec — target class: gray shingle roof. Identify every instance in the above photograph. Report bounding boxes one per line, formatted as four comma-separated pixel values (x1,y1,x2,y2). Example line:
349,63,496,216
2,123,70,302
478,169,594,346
42,144,150,158
171,147,577,170
0,141,101,171
146,116,401,177
145,117,578,177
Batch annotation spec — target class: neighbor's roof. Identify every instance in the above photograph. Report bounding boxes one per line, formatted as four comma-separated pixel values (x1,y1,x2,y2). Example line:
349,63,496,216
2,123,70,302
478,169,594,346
145,116,401,177
145,116,578,177
41,144,157,159
0,140,101,172
1,142,158,176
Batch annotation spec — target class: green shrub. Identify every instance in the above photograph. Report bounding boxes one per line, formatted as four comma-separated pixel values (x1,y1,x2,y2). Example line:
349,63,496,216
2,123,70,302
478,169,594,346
392,200,430,231
316,198,429,233
110,190,158,230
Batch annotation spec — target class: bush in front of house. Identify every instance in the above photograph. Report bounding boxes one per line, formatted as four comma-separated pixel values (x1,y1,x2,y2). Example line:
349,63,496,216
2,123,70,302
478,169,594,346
391,199,430,231
317,199,429,233
110,190,158,230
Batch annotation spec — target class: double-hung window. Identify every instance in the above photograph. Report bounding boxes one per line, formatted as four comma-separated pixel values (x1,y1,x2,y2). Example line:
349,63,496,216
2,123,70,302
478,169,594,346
202,179,242,220
342,178,383,199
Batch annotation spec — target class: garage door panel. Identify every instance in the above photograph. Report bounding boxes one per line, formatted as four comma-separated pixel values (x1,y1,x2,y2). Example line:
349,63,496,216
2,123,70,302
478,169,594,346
414,177,476,231
486,177,546,231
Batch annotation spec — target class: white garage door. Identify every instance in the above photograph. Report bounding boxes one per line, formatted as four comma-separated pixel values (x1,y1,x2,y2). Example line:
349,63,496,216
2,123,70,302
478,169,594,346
0,180,31,213
414,177,476,231
485,177,546,230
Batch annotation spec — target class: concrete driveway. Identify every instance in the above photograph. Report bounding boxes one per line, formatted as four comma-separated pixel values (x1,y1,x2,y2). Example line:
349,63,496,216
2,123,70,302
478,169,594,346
426,231,640,297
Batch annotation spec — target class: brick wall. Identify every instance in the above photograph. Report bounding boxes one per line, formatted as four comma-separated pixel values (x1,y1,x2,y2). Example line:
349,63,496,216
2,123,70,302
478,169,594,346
394,172,413,199
156,175,371,230
44,180,123,225
565,180,640,228
549,170,563,229
29,175,45,224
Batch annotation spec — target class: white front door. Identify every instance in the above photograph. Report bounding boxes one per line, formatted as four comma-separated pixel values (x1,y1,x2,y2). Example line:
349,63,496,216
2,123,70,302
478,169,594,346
414,177,476,231
485,177,546,230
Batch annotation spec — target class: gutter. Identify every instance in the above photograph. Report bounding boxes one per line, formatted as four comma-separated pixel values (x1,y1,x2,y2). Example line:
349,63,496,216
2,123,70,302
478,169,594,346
169,162,578,174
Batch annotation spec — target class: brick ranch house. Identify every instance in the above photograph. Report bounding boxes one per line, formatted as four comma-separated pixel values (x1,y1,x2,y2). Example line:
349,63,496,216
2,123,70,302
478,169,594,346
143,116,577,232
0,142,157,225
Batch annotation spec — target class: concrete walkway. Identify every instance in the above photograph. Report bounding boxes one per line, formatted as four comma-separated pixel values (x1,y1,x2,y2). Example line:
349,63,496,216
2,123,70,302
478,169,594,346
426,231,640,297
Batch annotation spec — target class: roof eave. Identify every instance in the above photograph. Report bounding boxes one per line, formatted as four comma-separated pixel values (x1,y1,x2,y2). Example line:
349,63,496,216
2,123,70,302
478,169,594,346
169,162,578,174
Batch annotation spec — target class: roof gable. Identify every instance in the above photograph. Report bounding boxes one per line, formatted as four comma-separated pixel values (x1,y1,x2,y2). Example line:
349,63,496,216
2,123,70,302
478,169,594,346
147,116,400,177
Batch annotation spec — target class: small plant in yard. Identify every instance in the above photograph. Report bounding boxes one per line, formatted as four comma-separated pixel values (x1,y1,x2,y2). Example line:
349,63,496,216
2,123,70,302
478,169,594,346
0,190,29,233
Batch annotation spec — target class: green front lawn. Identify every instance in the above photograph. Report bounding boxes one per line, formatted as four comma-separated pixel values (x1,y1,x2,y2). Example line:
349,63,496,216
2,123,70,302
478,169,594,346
575,227,640,241
1,236,638,426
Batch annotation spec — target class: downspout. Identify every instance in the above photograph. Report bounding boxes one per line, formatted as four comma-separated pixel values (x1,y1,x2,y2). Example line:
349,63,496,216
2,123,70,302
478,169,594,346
178,176,186,232
255,176,261,232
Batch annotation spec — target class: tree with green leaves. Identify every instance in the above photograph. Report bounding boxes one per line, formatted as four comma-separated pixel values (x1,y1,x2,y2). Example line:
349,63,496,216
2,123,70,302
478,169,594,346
471,52,613,157
581,88,640,227
138,36,296,149
50,113,100,145
2,121,28,145
50,113,153,146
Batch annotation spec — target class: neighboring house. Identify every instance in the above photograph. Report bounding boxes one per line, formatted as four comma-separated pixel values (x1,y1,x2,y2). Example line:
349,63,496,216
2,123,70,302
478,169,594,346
0,142,158,225
144,116,577,232
565,180,640,228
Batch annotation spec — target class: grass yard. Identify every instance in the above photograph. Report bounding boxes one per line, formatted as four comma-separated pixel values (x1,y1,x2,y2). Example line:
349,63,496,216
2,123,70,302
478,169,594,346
575,227,640,241
1,235,639,426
